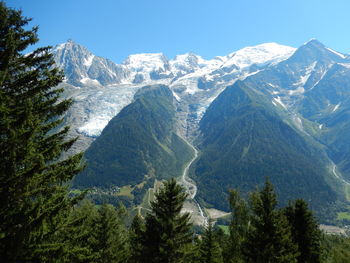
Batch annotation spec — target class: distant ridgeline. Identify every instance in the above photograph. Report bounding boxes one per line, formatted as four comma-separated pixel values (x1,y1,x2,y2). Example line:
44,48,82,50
57,39,350,223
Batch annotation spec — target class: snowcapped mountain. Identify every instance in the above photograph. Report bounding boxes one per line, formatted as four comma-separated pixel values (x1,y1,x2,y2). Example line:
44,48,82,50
54,40,129,87
54,40,296,145
56,39,350,223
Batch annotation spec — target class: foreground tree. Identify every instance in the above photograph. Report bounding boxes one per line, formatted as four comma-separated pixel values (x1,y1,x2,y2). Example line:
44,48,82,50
284,199,322,263
243,179,299,263
141,178,193,263
199,219,224,263
129,213,145,263
0,2,84,261
227,189,250,263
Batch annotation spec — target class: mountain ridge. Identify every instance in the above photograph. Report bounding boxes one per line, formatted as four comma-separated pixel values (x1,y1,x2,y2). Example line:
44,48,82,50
55,39,350,223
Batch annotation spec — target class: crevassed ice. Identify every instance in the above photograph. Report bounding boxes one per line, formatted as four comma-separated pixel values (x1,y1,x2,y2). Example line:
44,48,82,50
77,85,140,137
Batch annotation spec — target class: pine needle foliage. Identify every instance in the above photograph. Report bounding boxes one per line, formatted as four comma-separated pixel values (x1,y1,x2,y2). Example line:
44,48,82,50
141,178,193,263
0,2,84,261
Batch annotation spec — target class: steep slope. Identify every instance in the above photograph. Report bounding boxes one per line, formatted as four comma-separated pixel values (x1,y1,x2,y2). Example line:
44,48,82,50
74,85,193,188
194,81,338,212
54,39,128,86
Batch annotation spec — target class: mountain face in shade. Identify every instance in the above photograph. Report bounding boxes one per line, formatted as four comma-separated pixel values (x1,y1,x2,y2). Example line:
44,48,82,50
53,39,350,222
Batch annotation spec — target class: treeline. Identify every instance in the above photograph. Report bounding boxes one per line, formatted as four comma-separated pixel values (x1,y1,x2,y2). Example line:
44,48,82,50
1,2,350,262
42,178,350,263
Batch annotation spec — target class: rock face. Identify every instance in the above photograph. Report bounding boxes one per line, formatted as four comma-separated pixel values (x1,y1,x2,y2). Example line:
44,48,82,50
55,39,350,221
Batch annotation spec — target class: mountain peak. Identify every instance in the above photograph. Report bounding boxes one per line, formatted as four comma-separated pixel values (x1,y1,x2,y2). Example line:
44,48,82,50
302,38,325,49
122,53,169,72
290,39,346,63
223,42,296,69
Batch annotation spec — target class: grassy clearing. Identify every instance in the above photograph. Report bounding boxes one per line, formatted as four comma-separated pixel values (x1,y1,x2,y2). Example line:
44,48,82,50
116,185,134,198
337,212,350,221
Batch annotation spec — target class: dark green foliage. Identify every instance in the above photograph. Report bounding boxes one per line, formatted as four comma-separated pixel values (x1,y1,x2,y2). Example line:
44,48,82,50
284,199,322,263
243,179,299,263
227,189,250,263
74,85,193,188
322,235,350,263
194,81,337,213
129,214,145,263
140,178,193,263
199,220,224,263
58,201,99,262
0,2,84,261
58,201,129,263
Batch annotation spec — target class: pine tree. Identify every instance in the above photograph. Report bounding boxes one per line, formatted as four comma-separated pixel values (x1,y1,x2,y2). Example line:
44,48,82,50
243,179,299,263
141,178,193,263
0,2,84,261
199,219,224,263
284,199,322,263
227,189,250,263
59,200,99,262
95,203,129,263
129,213,145,263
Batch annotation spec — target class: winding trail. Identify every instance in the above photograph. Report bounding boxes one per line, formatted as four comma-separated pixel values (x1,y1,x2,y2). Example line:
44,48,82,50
179,135,208,225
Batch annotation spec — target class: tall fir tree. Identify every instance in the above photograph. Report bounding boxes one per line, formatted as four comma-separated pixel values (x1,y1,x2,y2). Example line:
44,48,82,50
284,199,322,263
95,203,129,263
0,2,84,261
243,179,299,263
227,189,250,263
140,178,193,263
199,219,224,263
129,213,145,263
59,200,99,262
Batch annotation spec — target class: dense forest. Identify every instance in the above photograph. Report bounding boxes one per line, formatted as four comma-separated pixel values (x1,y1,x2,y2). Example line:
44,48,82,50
1,2,350,262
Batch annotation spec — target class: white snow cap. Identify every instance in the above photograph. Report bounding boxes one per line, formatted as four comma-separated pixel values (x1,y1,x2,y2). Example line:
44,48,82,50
122,53,169,71
223,43,296,69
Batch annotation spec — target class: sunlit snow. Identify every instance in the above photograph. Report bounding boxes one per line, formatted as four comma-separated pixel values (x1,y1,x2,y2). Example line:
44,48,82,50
332,102,341,112
326,47,347,59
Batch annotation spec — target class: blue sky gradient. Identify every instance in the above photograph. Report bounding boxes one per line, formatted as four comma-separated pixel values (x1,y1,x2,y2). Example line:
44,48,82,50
5,0,350,63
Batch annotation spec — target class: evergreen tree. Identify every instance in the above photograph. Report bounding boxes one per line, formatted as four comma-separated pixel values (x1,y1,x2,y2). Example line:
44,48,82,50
141,178,193,263
129,213,145,263
227,189,250,263
199,219,224,263
59,200,99,263
0,2,84,261
284,199,322,263
243,179,299,263
95,203,129,263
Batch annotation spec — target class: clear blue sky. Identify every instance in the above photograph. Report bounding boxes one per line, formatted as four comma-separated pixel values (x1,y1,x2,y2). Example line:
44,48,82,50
4,0,350,63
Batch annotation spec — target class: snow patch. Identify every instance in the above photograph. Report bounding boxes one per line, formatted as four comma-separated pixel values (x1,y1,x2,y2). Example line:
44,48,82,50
293,116,303,131
294,61,317,87
326,47,347,59
83,54,95,67
288,87,305,95
80,77,100,86
267,83,279,88
339,63,350,69
310,69,328,90
273,96,287,110
332,102,341,112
